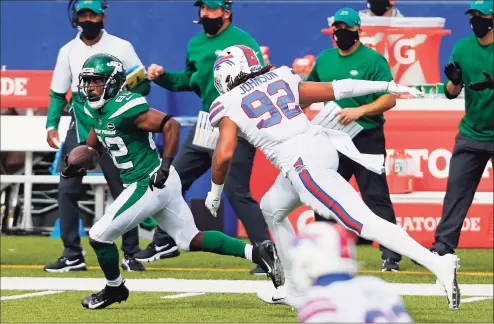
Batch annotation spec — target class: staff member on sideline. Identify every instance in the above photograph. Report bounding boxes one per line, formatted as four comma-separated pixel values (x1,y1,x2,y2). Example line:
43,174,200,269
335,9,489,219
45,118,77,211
44,0,175,273
137,0,271,275
306,8,402,272
359,0,404,17
432,0,494,256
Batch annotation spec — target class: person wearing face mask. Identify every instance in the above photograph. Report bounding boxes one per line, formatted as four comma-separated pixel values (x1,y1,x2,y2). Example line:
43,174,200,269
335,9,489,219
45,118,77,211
430,0,494,257
359,0,404,18
44,0,179,273
141,0,272,276
306,8,402,272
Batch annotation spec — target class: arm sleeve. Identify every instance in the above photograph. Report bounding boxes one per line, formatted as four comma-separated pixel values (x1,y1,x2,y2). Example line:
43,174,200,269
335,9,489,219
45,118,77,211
369,55,394,98
47,46,71,130
209,99,228,127
154,44,194,92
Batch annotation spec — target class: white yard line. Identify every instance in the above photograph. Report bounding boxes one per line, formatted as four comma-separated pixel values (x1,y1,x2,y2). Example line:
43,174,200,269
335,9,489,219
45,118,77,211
161,292,207,299
1,277,492,297
0,290,65,301
461,296,493,304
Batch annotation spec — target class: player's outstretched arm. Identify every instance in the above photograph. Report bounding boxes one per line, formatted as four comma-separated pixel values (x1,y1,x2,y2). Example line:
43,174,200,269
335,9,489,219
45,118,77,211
299,79,423,106
206,117,238,217
135,108,180,190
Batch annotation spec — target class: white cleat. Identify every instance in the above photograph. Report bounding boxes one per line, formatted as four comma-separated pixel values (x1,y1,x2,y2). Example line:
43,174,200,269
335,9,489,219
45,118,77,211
435,254,461,310
256,285,305,309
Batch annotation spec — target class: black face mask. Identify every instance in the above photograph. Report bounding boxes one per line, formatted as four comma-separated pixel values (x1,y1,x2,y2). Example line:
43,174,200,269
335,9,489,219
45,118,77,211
334,28,360,51
367,0,391,16
201,16,224,35
470,16,493,38
78,21,104,40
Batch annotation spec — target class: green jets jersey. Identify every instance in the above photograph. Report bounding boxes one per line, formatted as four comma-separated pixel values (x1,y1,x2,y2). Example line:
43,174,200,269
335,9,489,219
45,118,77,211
86,91,160,185
307,44,394,130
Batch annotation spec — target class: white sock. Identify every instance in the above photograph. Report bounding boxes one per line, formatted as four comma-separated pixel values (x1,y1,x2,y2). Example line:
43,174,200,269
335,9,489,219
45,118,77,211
263,210,303,295
107,275,123,287
362,218,441,276
244,244,253,262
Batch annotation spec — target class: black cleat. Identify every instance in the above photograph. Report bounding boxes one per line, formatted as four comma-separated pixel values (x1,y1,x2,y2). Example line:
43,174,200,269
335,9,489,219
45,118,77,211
133,242,180,263
254,240,285,288
121,255,145,272
249,265,267,276
381,258,400,272
81,281,129,310
44,255,87,273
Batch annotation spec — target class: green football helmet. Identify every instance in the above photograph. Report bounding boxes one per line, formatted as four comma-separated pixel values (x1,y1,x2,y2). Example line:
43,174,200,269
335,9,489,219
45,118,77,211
78,53,126,109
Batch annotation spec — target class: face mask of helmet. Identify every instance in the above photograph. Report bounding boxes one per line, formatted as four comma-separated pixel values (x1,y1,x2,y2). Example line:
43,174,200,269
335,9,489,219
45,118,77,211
367,0,391,16
201,16,224,35
78,20,104,40
79,75,110,109
470,16,494,38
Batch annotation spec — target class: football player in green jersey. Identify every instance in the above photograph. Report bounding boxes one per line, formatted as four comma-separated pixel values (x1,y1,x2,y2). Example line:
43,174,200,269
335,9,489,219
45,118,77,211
62,53,284,310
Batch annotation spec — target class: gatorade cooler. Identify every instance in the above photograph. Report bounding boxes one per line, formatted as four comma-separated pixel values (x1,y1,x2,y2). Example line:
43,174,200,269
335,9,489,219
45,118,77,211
386,150,414,194
322,17,451,85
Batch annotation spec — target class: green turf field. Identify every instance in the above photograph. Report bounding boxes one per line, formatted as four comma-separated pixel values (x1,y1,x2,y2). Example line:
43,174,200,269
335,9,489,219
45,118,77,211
1,235,493,323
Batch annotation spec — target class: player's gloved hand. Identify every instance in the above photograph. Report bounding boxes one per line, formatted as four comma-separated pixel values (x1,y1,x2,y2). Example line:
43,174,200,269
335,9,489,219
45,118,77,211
205,192,221,217
61,154,87,179
149,157,173,191
205,181,224,217
444,62,462,86
469,72,494,91
386,81,424,98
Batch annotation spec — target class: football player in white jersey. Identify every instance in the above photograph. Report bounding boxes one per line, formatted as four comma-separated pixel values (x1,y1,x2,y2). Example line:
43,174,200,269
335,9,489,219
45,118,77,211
205,45,460,311
288,222,412,323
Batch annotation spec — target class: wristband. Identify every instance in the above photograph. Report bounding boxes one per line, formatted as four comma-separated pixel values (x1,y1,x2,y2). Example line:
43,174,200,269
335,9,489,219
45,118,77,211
160,157,174,171
210,181,224,199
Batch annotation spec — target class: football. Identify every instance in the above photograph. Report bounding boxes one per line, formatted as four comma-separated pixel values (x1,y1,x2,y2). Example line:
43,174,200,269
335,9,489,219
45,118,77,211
66,145,100,170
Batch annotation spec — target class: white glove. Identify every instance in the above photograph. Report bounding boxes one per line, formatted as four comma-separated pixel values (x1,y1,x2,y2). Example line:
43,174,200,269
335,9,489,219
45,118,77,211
387,81,424,98
205,191,221,217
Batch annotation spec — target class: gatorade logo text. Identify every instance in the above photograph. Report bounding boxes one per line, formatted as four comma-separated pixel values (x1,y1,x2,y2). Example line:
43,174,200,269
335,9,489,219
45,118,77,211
0,77,28,96
397,216,481,232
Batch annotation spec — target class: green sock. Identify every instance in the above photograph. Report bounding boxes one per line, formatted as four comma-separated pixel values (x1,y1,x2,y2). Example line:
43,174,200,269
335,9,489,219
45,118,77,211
201,231,247,258
94,242,121,281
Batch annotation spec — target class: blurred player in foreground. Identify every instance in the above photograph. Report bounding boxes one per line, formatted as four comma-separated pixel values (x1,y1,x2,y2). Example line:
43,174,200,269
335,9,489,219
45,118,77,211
289,222,412,323
65,54,283,309
205,45,460,311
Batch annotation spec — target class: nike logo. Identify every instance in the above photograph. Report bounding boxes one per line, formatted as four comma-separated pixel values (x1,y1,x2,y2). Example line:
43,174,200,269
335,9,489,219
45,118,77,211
65,259,80,265
88,300,105,309
262,259,272,274
155,244,170,252
272,297,285,302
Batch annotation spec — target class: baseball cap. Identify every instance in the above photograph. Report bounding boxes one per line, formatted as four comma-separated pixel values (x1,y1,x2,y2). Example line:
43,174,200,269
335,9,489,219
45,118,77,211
332,8,361,28
194,0,232,11
465,0,494,15
76,0,105,14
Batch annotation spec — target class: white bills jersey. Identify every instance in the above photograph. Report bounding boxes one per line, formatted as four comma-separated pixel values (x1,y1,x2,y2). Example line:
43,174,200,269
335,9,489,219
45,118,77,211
210,66,321,174
298,276,412,323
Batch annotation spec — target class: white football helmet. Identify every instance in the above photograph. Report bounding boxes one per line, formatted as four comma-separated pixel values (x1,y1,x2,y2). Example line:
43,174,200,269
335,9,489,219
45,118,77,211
213,45,263,94
288,222,358,293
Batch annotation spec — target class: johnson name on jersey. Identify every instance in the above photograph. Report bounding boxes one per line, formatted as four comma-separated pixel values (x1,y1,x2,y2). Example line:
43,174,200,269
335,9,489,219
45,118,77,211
298,276,412,323
209,66,319,174
86,91,160,184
